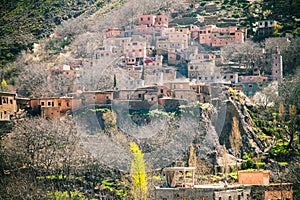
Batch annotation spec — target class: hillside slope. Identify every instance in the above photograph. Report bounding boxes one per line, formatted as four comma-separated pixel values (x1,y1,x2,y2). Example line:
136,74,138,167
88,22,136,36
0,0,113,68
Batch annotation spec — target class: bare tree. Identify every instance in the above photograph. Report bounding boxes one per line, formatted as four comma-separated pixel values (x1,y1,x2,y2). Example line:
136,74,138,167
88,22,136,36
1,117,88,199
221,41,262,74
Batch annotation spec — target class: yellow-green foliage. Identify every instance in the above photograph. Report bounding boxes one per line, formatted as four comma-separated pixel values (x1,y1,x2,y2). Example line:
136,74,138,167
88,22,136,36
130,142,148,200
1,79,7,88
48,191,84,200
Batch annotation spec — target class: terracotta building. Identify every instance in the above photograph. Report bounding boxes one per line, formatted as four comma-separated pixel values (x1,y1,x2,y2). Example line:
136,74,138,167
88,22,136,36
81,91,114,105
197,25,247,47
168,27,190,50
30,97,81,118
124,40,147,60
138,14,168,28
238,171,293,200
0,92,17,120
105,28,123,38
155,168,293,200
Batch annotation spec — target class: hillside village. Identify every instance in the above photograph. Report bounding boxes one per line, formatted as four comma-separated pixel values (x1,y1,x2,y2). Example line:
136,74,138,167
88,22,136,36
0,12,285,120
0,0,299,199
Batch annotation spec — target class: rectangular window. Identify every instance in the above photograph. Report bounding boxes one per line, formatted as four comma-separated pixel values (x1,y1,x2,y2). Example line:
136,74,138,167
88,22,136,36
2,97,8,104
66,102,70,107
52,102,54,107
58,102,61,107
41,102,45,106
48,102,51,106
10,99,13,104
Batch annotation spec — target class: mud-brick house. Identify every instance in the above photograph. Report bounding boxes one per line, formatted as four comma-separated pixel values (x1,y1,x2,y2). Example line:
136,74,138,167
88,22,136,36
155,168,293,200
124,40,147,61
105,28,124,38
164,79,190,90
81,91,114,105
191,83,211,103
197,25,247,47
238,171,293,200
30,97,81,118
0,92,17,120
163,79,197,103
16,97,30,110
137,14,168,28
113,85,170,111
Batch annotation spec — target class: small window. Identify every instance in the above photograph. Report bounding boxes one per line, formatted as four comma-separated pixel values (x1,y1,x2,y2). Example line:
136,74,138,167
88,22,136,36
66,102,70,107
10,99,13,104
249,84,253,88
246,194,250,200
138,94,142,98
58,102,61,107
141,17,143,21
2,98,8,104
52,102,54,107
4,111,7,114
48,102,51,106
41,102,45,106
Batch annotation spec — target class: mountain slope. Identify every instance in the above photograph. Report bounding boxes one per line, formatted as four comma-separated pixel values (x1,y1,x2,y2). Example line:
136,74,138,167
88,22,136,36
0,0,111,68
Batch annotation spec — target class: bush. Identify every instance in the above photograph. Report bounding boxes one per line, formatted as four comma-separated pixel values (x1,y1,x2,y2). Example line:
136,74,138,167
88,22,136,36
241,152,254,169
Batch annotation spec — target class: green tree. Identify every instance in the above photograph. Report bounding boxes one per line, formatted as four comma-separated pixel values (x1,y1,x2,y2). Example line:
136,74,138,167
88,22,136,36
130,142,148,200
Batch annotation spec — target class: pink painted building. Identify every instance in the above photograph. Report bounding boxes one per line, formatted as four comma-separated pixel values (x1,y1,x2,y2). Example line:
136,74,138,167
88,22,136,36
105,28,123,38
138,14,168,28
124,41,147,58
198,25,247,47
124,40,147,59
